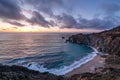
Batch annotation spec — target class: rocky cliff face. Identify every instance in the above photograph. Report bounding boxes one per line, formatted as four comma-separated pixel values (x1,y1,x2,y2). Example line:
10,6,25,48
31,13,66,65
69,26,120,56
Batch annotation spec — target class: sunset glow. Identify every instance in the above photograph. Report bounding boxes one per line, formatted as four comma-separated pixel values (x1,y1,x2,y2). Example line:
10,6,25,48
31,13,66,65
0,21,102,33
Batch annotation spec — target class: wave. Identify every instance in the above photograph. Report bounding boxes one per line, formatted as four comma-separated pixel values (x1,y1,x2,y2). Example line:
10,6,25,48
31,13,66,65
24,47,98,75
4,51,65,65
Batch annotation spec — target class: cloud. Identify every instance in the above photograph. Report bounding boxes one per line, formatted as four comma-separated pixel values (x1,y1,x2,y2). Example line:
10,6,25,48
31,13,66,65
2,29,7,31
0,0,25,20
102,3,120,15
5,20,25,26
0,0,53,28
12,27,19,29
79,17,116,30
54,13,118,30
24,0,64,16
27,11,52,27
51,2,120,30
23,0,120,29
55,13,77,28
0,0,119,30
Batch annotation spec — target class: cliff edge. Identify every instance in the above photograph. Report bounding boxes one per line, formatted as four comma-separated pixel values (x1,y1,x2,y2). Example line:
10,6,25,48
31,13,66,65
69,26,120,56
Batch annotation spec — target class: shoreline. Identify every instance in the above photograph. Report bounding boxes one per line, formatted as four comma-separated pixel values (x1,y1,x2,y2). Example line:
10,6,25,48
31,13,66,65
65,54,105,77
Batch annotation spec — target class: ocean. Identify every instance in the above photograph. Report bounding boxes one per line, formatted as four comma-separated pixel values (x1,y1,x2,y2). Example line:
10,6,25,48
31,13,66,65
0,33,97,75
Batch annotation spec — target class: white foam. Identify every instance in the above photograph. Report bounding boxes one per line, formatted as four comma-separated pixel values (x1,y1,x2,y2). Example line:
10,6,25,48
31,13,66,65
24,47,98,75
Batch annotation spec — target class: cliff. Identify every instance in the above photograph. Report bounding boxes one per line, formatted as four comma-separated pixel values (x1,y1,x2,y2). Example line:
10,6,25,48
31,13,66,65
67,26,120,80
68,26,120,56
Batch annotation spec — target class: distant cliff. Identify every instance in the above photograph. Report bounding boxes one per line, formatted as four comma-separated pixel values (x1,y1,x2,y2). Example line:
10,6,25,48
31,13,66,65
68,26,120,56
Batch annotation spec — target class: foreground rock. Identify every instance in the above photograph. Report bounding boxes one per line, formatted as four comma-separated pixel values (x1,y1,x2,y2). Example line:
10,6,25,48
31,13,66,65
0,64,65,80
0,64,120,80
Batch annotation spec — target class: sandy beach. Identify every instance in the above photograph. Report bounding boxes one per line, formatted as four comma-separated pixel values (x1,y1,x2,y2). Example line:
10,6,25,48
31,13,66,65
65,55,105,77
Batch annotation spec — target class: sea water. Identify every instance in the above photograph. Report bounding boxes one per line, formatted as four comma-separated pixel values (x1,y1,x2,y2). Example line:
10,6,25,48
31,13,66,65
0,33,97,75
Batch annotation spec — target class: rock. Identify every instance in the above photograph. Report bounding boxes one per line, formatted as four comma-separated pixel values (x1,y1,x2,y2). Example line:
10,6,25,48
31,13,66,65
0,65,65,80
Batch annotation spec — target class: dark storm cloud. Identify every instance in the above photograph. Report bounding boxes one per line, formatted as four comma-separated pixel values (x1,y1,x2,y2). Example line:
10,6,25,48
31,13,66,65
27,11,52,27
24,0,64,16
0,0,25,20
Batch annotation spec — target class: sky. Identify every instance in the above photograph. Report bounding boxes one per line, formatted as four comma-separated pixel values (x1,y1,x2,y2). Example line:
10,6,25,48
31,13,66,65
0,0,120,32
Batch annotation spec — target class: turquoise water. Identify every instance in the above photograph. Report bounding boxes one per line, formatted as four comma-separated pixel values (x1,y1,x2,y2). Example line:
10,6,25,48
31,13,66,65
0,33,97,75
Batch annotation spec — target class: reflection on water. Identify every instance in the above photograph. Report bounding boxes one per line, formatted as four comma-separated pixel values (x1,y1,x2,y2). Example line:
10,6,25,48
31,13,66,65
0,33,74,61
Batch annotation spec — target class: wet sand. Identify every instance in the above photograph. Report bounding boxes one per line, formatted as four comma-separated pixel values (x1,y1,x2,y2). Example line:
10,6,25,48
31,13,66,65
65,55,105,77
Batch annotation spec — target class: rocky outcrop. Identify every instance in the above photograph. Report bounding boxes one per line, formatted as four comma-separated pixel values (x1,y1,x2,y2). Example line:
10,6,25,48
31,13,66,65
0,64,65,80
0,64,120,80
68,26,120,56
